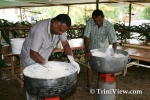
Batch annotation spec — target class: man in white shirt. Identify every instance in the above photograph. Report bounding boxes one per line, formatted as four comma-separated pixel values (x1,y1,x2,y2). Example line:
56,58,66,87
21,14,80,100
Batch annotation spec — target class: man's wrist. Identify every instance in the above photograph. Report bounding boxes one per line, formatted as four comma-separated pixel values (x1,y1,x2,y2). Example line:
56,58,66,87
67,55,74,63
42,61,48,66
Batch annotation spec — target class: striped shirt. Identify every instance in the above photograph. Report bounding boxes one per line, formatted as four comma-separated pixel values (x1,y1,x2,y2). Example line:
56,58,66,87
21,18,67,68
84,18,117,50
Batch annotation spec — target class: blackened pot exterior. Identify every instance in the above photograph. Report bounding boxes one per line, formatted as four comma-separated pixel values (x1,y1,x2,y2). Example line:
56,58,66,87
89,48,129,73
24,72,77,98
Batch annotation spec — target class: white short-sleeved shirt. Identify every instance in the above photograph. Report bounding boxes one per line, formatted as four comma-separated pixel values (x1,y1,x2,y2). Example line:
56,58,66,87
21,18,67,68
84,18,117,50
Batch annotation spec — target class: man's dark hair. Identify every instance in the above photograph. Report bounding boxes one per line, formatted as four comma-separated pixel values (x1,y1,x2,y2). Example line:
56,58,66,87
53,14,71,27
92,9,104,18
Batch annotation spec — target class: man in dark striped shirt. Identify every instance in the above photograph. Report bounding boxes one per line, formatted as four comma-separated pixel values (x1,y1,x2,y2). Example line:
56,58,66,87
84,9,117,90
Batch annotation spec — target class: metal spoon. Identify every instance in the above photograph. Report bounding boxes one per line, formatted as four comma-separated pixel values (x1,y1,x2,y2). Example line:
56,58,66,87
43,66,50,71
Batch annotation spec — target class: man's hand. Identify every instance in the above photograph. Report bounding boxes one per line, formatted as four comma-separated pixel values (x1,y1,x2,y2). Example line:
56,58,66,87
110,48,115,57
43,61,50,71
67,55,80,74
70,61,80,74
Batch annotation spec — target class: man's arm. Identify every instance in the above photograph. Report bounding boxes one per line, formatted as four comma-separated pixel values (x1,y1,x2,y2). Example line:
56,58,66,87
61,40,80,74
84,36,91,61
112,42,118,52
107,23,118,52
84,36,90,53
83,19,91,61
30,49,46,65
61,40,72,55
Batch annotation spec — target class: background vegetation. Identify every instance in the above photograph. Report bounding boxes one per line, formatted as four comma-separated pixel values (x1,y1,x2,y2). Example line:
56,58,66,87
26,4,147,25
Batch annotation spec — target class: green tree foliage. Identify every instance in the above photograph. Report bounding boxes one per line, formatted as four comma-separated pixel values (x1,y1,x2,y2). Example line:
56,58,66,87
143,6,150,20
33,6,68,20
24,4,146,25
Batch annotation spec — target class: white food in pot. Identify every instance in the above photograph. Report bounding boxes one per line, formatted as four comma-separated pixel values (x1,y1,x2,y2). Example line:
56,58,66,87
92,51,125,58
23,61,75,79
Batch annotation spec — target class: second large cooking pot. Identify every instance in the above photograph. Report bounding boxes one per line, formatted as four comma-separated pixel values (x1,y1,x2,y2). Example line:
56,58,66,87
23,61,78,98
89,48,129,73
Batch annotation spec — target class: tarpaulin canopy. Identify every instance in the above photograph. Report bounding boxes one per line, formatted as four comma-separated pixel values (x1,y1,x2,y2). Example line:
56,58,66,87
0,0,150,8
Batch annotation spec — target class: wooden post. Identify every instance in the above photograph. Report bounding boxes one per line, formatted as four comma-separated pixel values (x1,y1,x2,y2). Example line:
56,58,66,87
96,0,99,10
67,6,70,15
19,7,23,22
84,6,87,23
129,3,132,27
96,0,99,9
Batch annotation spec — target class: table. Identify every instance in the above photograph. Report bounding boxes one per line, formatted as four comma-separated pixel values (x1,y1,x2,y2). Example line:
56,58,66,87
0,46,24,87
118,45,150,76
52,46,85,53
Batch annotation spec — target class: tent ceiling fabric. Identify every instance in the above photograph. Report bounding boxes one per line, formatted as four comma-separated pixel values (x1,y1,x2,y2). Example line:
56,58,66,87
0,0,150,8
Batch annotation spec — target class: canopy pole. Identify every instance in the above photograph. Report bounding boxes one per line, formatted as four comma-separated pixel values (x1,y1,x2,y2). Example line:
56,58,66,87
129,3,132,27
96,0,99,9
85,6,87,22
19,7,23,22
67,6,70,15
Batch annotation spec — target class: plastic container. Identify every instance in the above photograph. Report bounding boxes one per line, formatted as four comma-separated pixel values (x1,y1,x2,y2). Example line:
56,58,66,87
10,38,25,54
70,38,84,47
56,40,71,49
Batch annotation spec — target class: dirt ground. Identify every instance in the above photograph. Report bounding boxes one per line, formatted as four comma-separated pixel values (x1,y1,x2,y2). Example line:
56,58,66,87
0,60,150,100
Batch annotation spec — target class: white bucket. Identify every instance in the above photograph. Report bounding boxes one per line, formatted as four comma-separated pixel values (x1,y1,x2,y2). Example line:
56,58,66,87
56,40,71,49
70,38,84,47
10,38,25,54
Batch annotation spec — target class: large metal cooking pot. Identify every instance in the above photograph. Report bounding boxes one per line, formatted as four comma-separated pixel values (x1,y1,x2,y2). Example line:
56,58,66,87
89,48,129,73
23,61,78,98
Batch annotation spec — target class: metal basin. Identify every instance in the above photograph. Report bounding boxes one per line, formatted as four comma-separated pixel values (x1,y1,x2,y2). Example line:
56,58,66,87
23,61,77,98
89,48,129,73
